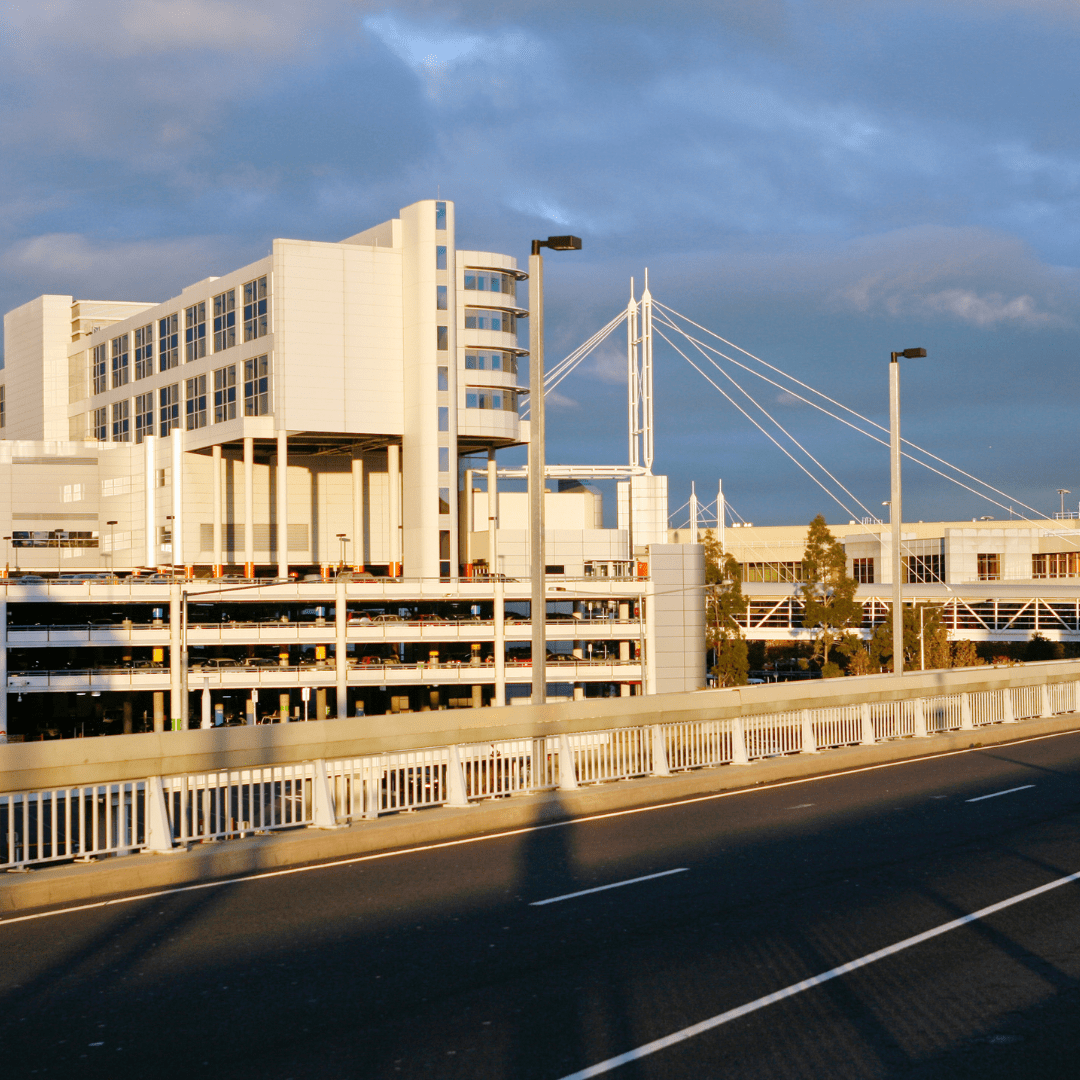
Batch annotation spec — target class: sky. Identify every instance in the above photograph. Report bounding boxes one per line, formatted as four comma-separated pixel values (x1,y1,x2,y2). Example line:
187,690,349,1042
3,0,1080,528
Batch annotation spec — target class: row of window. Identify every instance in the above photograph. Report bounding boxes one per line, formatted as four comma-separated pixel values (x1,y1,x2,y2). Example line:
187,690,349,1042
1032,552,1080,578
464,308,517,333
92,356,269,442
464,270,516,295
465,350,517,375
90,277,268,395
0,385,5,430
464,388,519,412
12,531,97,549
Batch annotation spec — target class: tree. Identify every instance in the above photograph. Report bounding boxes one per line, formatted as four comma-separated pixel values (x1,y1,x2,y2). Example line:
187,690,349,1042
869,604,950,672
799,515,861,668
703,530,749,686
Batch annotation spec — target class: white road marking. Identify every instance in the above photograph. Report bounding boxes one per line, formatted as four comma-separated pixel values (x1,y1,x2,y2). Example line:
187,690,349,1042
555,867,1080,1079
787,804,814,809
966,784,1035,803
0,728,1074,928
530,869,688,907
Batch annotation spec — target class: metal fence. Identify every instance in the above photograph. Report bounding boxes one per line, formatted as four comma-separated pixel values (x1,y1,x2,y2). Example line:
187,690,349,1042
3,676,1078,869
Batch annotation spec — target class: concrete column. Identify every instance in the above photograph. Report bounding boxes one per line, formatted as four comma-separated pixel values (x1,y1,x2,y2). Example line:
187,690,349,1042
172,431,184,570
315,687,327,721
144,434,157,568
0,598,7,743
279,691,290,723
335,575,347,719
276,430,288,580
212,443,222,575
352,457,365,571
153,690,165,733
388,444,401,576
123,698,133,735
243,436,254,577
488,451,504,707
169,582,182,730
200,681,211,729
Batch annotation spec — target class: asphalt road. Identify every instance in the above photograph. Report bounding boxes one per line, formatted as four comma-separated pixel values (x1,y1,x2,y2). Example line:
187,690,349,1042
5,730,1080,1079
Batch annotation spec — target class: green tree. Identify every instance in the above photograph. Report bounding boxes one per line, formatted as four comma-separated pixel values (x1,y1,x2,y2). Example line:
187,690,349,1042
799,515,861,668
869,604,950,672
703,530,749,686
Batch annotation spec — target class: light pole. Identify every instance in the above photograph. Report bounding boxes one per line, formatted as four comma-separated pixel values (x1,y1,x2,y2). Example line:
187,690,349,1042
336,533,349,572
165,515,175,578
1058,489,1071,518
890,348,926,677
528,234,582,705
2,535,9,578
106,520,118,575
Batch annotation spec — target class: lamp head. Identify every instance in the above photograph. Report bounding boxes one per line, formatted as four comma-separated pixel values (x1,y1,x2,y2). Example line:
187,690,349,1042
893,347,926,360
532,236,583,254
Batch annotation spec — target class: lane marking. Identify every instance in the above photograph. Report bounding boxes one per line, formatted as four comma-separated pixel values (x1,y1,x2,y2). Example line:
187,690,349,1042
530,869,688,906
787,804,814,809
966,784,1036,803
555,867,1080,1079
2,727,1077,928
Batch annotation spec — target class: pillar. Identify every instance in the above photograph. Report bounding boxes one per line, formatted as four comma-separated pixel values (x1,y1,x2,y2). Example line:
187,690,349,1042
276,430,288,580
316,687,327,720
212,443,222,576
172,430,184,570
200,682,211,729
153,690,165,733
352,457,365,571
279,691,290,723
243,436,254,577
144,434,157,568
169,582,183,730
0,598,7,743
388,443,401,576
488,450,505,707
335,574,348,719
123,698,133,735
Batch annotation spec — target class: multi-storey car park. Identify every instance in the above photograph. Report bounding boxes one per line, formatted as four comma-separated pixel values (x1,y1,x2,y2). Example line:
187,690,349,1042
0,199,703,741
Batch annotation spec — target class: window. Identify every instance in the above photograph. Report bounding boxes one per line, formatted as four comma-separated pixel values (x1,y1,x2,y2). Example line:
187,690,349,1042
438,407,449,432
135,392,153,443
111,399,130,442
93,406,107,441
159,314,179,371
464,308,515,333
0,385,5,429
465,387,519,412
213,290,235,352
439,487,451,515
853,557,874,584
244,355,269,416
741,561,803,583
186,374,207,429
111,334,129,388
93,343,107,394
904,554,943,584
243,276,268,341
13,530,97,550
160,384,180,436
1033,552,1080,579
438,447,449,472
439,529,450,579
437,325,448,351
185,302,206,361
465,350,517,376
463,270,515,295
977,553,1001,581
436,245,447,270
134,324,154,379
437,366,448,391
437,285,447,310
435,201,446,230
213,365,236,423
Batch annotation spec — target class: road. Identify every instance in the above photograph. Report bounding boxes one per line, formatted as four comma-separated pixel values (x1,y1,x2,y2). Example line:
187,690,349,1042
5,729,1080,1078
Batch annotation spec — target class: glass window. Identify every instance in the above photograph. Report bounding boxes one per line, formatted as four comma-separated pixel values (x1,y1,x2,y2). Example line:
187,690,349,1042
741,562,804,583
437,366,448,391
213,365,236,423
435,201,446,230
160,384,180,436
438,447,449,472
159,314,179,371
852,557,874,584
186,374,207,429
438,487,451,515
93,406,107,441
93,343,107,395
437,326,448,351
464,387,519,412
213,290,235,352
135,392,153,443
438,407,449,432
185,302,206,362
244,355,269,416
436,245,447,271
437,285,447,310
134,324,154,379
464,270,514,295
0,385,5,429
111,334,129,388
977,553,1001,581
466,351,516,373
111,399,130,442
243,276,268,341
464,308,515,333
903,554,943,584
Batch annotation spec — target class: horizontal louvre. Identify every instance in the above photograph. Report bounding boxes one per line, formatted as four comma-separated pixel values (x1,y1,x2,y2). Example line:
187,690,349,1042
199,523,309,552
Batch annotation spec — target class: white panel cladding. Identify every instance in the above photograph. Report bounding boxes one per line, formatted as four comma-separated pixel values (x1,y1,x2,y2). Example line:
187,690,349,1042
3,295,72,442
646,543,706,695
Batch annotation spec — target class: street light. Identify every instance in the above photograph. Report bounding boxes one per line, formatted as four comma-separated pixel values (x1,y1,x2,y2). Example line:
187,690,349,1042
336,533,349,571
165,515,175,578
889,347,926,677
2,535,10,578
529,234,583,705
1058,489,1071,518
106,520,118,575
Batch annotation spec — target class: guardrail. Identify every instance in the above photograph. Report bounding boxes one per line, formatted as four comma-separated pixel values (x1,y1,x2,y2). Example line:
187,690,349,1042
2,673,1075,869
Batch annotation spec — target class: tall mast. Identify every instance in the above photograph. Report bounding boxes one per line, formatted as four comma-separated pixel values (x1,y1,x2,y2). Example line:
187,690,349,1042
627,279,639,467
641,269,654,473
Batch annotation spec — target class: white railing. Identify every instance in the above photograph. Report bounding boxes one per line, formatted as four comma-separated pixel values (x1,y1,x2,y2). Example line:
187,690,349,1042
3,677,1078,869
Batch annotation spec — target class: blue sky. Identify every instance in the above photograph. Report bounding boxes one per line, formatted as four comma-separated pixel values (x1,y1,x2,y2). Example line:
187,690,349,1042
3,0,1080,527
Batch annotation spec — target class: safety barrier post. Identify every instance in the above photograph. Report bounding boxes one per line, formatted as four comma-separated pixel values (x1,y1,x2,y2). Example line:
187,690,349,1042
960,693,973,730
1040,683,1052,718
310,760,343,828
800,709,817,753
144,775,176,853
363,759,381,819
860,702,875,745
913,697,928,738
558,733,580,790
1002,687,1015,724
650,724,671,776
731,717,749,765
445,745,471,807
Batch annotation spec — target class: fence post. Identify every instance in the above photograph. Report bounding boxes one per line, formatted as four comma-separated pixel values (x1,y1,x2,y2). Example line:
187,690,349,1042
960,693,973,730
860,702,875,745
731,717,749,765
650,724,671,776
310,759,343,828
1040,683,1052,718
800,709,818,754
144,775,175,853
558,733,580,790
1002,687,1015,724
363,758,381,819
531,737,548,790
913,697,928,738
445,744,471,807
